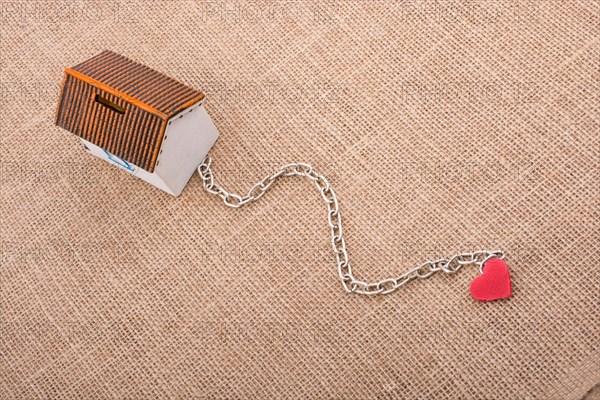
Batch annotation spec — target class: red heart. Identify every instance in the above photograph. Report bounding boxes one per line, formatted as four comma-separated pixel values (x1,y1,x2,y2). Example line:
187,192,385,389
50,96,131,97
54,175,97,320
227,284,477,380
469,258,512,302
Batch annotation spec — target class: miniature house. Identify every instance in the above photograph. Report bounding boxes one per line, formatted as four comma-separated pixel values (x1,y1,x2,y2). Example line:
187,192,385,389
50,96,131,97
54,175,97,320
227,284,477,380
55,50,219,196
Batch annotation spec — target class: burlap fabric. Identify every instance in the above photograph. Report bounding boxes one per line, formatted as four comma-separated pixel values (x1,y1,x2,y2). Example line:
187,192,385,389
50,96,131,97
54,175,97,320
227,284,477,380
1,1,598,399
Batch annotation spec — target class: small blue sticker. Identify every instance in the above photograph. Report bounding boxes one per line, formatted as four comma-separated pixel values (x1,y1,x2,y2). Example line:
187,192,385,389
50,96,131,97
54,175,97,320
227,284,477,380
103,149,135,172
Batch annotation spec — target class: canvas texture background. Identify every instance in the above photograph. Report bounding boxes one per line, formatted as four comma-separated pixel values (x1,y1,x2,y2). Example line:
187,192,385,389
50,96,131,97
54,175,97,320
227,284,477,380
1,1,598,399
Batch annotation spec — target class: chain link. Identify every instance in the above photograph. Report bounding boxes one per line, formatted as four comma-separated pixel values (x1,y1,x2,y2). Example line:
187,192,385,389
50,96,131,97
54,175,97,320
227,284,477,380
197,156,505,296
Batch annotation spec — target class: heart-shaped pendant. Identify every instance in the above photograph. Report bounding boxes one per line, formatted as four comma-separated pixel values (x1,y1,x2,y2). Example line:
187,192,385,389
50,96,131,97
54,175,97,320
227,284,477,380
469,258,512,302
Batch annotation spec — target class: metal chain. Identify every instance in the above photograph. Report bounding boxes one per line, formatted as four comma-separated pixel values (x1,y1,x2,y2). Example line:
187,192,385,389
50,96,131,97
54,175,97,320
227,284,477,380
197,156,505,296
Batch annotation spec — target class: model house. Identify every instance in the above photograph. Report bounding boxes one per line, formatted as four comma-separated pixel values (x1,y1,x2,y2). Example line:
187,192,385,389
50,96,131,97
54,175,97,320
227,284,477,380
55,50,219,196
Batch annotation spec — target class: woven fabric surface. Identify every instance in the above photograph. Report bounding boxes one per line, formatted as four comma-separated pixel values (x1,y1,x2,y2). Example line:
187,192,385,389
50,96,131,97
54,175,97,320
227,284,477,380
1,1,598,399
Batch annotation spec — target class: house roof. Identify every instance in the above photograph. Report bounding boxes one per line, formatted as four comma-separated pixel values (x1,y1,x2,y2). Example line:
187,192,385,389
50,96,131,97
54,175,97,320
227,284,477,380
55,50,205,172
69,50,204,118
